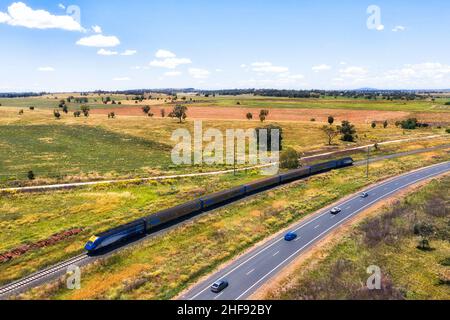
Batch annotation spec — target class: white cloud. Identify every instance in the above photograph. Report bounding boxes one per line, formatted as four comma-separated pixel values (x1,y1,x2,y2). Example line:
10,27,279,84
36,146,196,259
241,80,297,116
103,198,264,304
155,49,176,58
113,77,130,81
189,68,210,79
97,49,118,56
339,66,368,78
92,25,102,33
58,4,65,10
150,58,191,69
37,66,55,72
215,68,223,72
0,2,83,31
312,64,332,72
164,71,182,77
392,25,406,32
251,62,289,73
120,49,137,56
150,50,191,69
376,24,385,31
76,34,120,47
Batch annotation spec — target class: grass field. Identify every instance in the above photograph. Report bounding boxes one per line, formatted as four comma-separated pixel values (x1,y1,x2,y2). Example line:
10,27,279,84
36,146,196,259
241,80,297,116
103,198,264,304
264,176,450,300
1,106,448,186
14,150,450,300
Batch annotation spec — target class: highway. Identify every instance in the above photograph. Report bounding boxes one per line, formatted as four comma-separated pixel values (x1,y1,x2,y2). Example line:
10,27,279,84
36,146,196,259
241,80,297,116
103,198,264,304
182,161,450,300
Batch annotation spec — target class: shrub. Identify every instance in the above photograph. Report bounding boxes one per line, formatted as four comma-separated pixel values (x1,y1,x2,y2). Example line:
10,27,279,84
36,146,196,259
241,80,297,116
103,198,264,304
338,120,357,142
27,171,35,180
280,148,300,169
246,112,253,120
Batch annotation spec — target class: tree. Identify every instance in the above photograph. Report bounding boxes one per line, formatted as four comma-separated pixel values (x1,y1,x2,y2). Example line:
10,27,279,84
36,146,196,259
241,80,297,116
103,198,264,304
169,105,188,123
160,109,166,118
18,109,24,115
62,105,69,114
108,112,116,119
53,110,61,119
142,105,151,114
27,170,35,180
383,120,388,128
259,109,269,122
246,112,253,120
371,122,377,129
73,111,81,117
58,99,66,109
414,222,435,251
321,125,340,145
338,120,357,142
255,125,283,151
328,115,334,126
280,148,300,169
81,105,90,117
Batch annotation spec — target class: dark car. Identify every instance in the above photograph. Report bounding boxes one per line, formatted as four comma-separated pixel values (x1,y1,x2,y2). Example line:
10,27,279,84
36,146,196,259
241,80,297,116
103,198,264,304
284,232,297,241
330,207,342,214
211,280,229,293
360,192,369,198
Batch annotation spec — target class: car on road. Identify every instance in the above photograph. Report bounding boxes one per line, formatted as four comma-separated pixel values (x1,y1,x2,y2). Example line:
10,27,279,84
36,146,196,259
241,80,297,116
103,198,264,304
284,232,298,241
330,207,342,214
211,280,229,293
360,192,369,198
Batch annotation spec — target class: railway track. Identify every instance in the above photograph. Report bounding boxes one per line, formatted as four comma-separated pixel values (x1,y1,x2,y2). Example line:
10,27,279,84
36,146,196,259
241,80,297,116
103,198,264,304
0,254,89,297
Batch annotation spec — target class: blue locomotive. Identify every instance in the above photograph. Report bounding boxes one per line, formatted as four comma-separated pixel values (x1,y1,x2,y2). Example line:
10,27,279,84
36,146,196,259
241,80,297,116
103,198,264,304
85,157,353,252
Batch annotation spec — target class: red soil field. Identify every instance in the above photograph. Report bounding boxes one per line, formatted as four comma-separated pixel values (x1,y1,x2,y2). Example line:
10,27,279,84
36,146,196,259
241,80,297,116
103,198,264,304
91,106,417,124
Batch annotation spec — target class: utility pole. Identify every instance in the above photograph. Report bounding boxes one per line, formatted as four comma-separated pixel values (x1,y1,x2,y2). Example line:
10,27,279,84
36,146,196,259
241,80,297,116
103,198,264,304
233,139,237,176
366,146,370,179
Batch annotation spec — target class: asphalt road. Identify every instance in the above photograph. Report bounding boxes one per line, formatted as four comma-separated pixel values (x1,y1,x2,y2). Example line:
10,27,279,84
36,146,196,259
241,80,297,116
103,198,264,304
182,161,450,300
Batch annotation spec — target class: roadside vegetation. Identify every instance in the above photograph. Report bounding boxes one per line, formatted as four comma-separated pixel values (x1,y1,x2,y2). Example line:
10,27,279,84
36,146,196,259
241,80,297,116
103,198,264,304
264,176,450,300
15,150,450,300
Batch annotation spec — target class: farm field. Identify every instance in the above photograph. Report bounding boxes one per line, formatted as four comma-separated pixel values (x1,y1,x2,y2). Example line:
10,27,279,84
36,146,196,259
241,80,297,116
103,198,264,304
1,104,449,187
14,149,450,300
263,176,450,300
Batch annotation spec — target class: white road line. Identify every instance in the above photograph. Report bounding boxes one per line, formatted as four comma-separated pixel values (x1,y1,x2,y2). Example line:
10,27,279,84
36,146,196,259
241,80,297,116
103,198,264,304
246,269,255,276
234,167,448,300
314,224,320,229
214,292,224,300
187,162,449,300
294,237,301,241
273,251,280,257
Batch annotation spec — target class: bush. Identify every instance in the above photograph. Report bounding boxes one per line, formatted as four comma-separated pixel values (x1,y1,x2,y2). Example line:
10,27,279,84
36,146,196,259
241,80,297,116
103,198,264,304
446,128,450,134
338,120,357,142
280,148,300,169
27,170,35,180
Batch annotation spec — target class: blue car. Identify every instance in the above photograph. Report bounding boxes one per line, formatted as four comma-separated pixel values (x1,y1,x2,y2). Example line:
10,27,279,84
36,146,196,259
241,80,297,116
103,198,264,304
284,232,297,241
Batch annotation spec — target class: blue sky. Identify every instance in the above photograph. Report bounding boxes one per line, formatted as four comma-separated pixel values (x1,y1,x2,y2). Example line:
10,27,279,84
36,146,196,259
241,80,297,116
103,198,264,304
1,0,449,92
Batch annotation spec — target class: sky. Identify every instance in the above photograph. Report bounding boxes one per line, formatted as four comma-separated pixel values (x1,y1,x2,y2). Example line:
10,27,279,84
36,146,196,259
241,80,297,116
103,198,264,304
0,0,449,92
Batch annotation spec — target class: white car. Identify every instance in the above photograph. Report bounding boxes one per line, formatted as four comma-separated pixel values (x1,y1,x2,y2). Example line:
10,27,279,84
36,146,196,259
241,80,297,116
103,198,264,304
330,207,342,214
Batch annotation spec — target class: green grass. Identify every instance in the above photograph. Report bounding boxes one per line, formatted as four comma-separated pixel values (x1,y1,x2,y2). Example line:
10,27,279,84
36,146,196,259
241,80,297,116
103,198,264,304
0,124,173,183
17,149,450,300
266,177,450,300
184,95,450,112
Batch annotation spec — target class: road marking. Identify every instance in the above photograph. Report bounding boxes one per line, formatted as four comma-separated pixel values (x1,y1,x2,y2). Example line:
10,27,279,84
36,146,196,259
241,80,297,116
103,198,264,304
234,168,448,300
314,224,320,229
246,269,255,276
273,251,280,257
345,206,351,210
214,292,224,300
187,162,449,300
294,237,301,241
